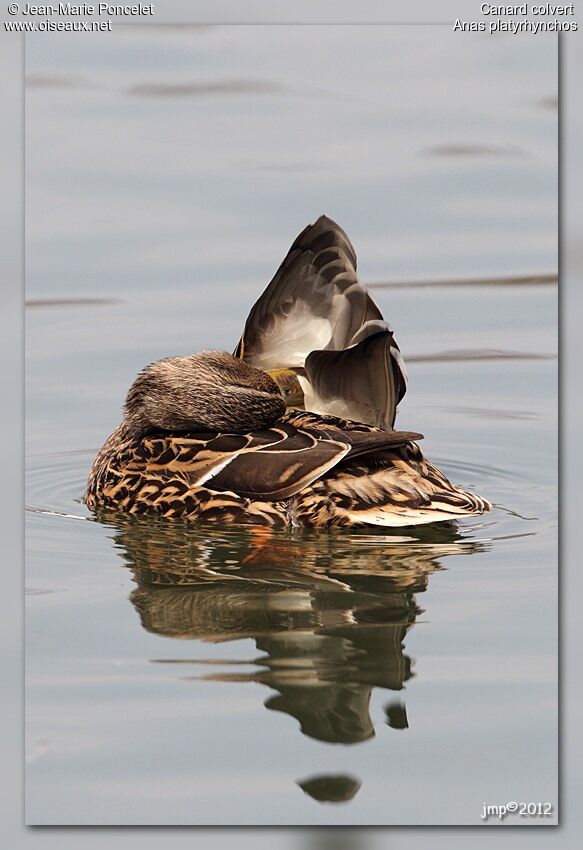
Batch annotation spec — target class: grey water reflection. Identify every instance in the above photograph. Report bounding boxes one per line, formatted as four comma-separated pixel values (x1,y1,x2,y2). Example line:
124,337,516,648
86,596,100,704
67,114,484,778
96,511,485,792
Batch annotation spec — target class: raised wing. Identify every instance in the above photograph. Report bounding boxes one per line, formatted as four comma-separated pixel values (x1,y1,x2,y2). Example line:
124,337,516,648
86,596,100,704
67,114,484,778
234,215,383,370
234,215,408,429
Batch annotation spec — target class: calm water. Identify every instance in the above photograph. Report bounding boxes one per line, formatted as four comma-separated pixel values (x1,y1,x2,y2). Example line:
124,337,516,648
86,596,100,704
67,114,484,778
25,26,557,825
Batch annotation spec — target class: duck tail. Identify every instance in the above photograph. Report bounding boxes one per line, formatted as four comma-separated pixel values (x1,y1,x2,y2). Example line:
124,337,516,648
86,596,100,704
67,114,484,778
293,450,491,528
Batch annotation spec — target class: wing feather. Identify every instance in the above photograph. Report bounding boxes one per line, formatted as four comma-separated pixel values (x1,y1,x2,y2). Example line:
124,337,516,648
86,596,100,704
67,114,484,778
122,414,423,502
234,215,383,370
234,216,408,428
304,330,407,429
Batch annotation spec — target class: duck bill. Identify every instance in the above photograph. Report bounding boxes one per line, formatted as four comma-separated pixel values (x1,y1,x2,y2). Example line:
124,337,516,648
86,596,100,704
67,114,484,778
266,368,306,408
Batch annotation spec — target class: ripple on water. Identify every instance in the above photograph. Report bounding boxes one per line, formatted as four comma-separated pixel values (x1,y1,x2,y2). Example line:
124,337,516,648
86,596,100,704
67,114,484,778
26,450,93,518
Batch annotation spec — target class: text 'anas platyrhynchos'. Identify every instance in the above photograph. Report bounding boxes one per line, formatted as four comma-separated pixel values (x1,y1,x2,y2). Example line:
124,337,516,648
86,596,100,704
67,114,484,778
85,216,491,527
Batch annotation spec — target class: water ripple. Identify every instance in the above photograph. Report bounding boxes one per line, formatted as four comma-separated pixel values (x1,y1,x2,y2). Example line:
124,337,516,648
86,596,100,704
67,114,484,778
26,297,124,309
127,80,285,98
423,143,524,157
26,450,92,517
407,348,555,364
368,273,557,290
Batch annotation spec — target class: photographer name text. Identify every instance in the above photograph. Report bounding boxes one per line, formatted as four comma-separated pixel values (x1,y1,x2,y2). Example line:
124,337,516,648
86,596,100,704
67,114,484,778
13,3,153,14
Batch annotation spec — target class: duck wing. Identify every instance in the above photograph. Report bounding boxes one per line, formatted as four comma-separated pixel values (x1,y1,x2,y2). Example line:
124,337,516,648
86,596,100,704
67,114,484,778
127,418,422,502
234,215,384,370
303,329,407,429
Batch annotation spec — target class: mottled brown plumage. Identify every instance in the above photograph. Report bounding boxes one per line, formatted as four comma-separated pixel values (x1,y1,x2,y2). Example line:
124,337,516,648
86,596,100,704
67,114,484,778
85,357,489,527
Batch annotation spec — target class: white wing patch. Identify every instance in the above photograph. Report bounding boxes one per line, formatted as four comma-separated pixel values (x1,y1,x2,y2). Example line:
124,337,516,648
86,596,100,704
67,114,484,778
248,302,332,370
195,454,240,486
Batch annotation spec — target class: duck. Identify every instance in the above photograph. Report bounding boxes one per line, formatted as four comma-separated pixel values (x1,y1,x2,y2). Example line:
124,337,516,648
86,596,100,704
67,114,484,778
85,216,491,527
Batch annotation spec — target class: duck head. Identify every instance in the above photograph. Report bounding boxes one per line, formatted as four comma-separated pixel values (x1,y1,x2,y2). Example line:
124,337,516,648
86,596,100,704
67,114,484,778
123,351,286,438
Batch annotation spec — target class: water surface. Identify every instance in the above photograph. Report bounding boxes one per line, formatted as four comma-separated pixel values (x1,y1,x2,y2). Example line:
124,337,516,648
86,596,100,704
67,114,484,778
25,26,557,825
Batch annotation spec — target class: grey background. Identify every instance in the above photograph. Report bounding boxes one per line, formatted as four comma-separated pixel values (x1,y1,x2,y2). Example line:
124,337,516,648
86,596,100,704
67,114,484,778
1,0,579,845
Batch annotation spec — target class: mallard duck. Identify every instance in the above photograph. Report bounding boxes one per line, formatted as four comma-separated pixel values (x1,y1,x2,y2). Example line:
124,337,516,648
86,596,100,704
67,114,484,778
85,216,490,527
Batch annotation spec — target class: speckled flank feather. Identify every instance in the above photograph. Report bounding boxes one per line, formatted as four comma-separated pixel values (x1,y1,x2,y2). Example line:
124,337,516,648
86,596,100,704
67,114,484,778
85,409,489,528
292,442,491,527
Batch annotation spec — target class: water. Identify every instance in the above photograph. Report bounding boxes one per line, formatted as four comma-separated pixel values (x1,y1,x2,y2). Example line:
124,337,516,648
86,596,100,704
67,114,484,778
25,26,558,825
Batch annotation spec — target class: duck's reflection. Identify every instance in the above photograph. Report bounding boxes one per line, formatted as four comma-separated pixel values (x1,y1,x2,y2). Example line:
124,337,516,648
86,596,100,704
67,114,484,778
100,511,485,791
298,774,362,804
385,700,409,730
